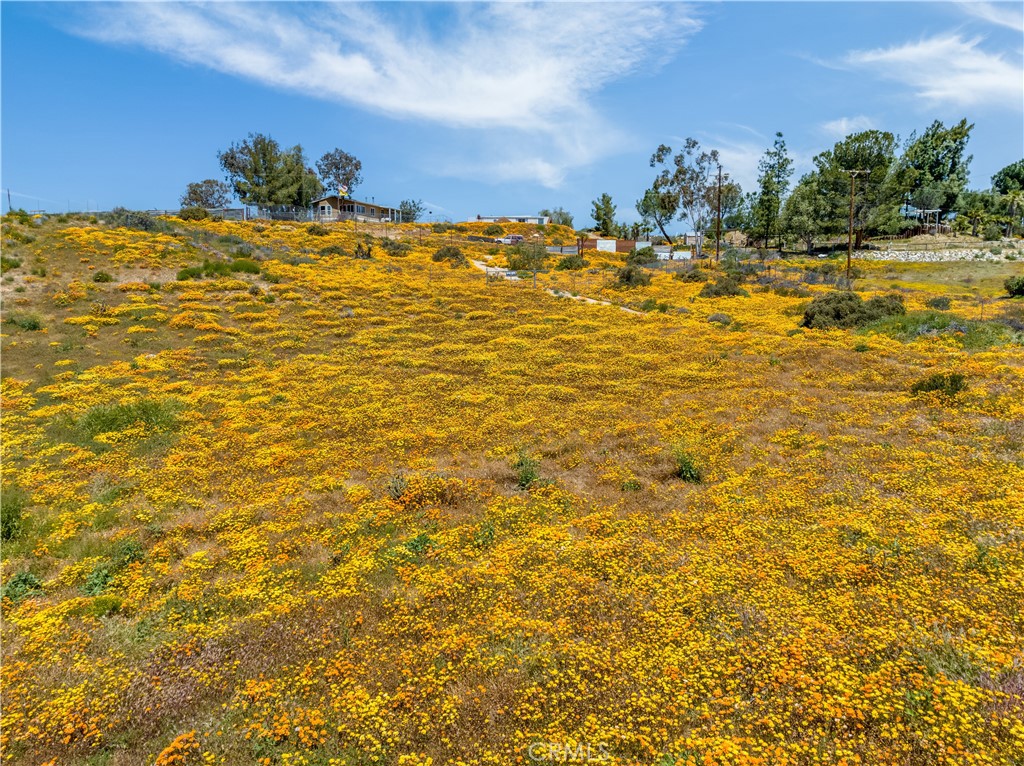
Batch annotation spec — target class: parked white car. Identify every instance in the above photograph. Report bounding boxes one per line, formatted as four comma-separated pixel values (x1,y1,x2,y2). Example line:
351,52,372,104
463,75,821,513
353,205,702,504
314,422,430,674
494,234,525,245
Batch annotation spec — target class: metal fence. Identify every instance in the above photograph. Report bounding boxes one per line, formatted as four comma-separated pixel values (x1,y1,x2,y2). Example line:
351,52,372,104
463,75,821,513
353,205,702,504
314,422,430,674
145,208,246,220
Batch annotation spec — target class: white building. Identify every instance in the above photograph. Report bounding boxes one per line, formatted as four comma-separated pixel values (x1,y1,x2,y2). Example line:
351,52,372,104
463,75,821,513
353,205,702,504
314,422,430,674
474,214,551,225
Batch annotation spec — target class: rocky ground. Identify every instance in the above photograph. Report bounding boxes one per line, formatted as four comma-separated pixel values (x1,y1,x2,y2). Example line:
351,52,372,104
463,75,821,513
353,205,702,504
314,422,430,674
856,243,1021,262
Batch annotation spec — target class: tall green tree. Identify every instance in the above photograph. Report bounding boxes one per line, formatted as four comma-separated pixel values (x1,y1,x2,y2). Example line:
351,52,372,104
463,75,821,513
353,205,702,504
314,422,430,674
539,207,574,228
399,199,426,223
648,138,723,258
591,193,617,236
752,132,794,249
781,174,826,254
316,149,363,196
636,188,677,245
1004,190,1024,236
218,133,284,207
899,119,974,219
277,147,324,208
179,179,232,209
218,133,322,208
812,130,905,246
954,189,1001,236
992,159,1024,194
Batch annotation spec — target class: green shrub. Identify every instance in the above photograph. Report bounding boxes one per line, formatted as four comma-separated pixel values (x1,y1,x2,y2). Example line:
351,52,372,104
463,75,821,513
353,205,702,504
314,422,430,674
319,244,348,256
674,268,708,283
1,486,29,541
626,246,657,266
1,225,35,245
982,223,1003,241
0,255,22,273
707,312,732,325
229,258,260,274
863,294,906,321
699,277,748,298
177,259,238,280
385,474,408,500
671,444,702,483
861,311,1010,350
216,234,244,246
638,298,670,313
114,539,144,568
431,222,456,233
483,224,504,236
405,533,434,555
353,242,373,260
925,296,952,311
4,208,31,225
77,398,182,440
506,244,547,272
2,571,42,603
802,291,863,329
92,271,114,283
207,260,233,277
771,284,812,298
512,449,540,489
1006,276,1024,298
910,372,967,399
90,595,123,617
554,254,587,271
473,521,496,549
432,245,467,266
178,206,209,221
82,566,113,596
801,291,904,329
621,479,642,492
379,237,411,257
108,207,160,232
307,223,331,236
6,313,42,331
616,264,651,287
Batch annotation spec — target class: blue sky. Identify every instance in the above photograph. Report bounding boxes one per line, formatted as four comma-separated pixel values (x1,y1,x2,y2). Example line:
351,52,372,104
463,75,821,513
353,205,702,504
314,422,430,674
2,1,1022,227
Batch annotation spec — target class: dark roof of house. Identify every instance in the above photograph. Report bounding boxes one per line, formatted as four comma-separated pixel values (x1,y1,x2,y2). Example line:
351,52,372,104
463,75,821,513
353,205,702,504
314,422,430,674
314,194,395,209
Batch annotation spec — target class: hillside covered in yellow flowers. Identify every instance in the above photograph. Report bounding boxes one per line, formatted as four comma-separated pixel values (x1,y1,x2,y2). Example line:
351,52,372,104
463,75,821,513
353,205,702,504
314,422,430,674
1,211,1023,766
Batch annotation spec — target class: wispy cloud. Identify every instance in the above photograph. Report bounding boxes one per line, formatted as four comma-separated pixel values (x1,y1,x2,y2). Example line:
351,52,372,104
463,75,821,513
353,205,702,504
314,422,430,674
843,34,1023,110
693,133,813,195
958,1,1024,32
702,137,763,193
70,2,702,187
820,115,876,137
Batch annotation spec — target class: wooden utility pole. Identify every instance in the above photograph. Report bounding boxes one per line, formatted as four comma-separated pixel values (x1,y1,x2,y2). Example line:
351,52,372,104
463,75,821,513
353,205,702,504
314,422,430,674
715,163,723,263
844,170,866,282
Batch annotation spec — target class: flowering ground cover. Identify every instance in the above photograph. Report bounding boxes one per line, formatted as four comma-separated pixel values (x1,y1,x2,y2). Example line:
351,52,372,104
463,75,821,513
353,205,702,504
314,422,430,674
1,213,1022,765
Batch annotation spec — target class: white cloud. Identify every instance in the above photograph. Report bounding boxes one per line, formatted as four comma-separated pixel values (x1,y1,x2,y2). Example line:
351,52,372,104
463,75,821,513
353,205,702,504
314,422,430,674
958,1,1024,32
71,2,702,187
697,133,813,195
700,137,764,193
821,115,876,137
843,34,1023,110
